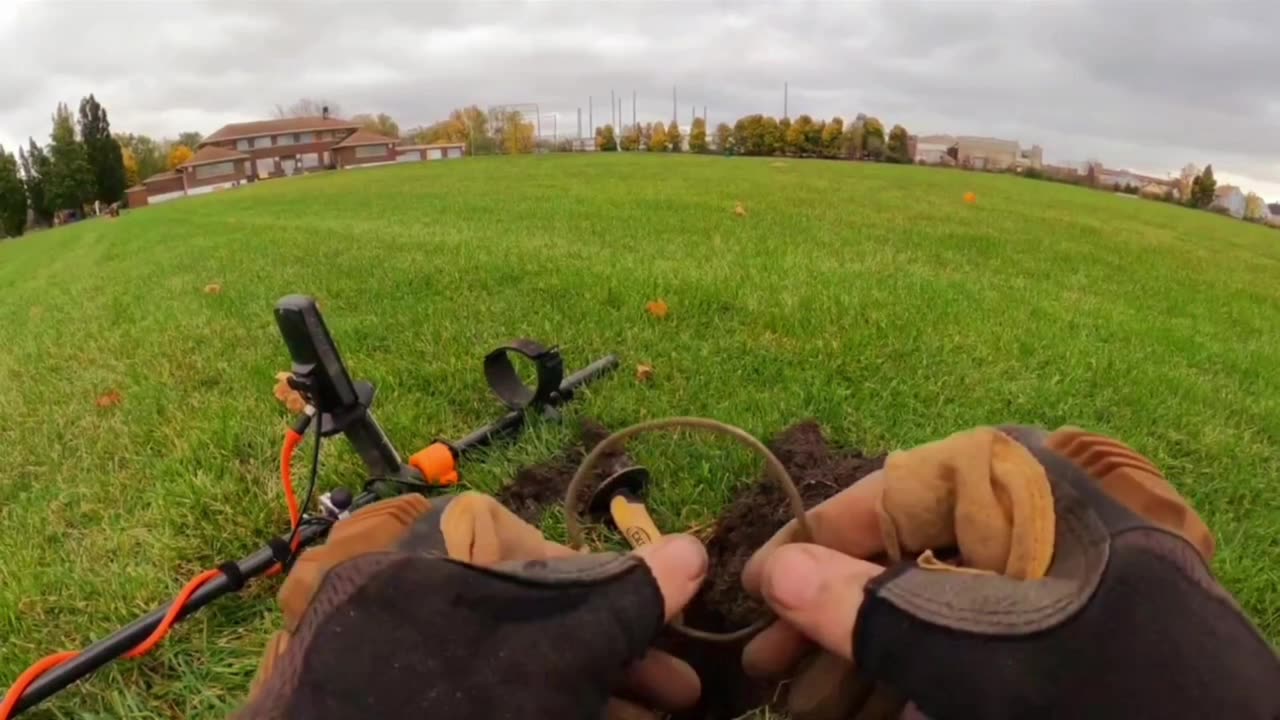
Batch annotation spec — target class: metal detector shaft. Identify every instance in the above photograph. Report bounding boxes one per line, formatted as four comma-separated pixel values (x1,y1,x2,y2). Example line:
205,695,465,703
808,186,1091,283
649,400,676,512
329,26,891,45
453,353,620,453
5,354,618,715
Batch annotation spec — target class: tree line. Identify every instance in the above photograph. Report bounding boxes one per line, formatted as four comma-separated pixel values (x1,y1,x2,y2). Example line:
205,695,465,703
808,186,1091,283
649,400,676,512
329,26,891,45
586,112,911,162
1,95,133,238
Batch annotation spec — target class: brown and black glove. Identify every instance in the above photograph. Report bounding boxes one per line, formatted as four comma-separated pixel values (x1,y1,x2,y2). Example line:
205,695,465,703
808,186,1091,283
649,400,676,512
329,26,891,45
236,492,705,720
744,426,1280,719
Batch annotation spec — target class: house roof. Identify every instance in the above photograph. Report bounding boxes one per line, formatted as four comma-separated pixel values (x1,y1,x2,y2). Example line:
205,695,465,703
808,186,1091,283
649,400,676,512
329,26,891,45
142,170,181,183
180,144,249,168
200,116,361,145
331,128,397,148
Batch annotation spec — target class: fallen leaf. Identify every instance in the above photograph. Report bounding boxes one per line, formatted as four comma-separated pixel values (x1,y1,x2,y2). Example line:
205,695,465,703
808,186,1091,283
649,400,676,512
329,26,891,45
204,283,223,295
274,372,307,414
733,201,748,217
645,299,669,320
96,390,123,408
635,363,655,383
963,191,977,204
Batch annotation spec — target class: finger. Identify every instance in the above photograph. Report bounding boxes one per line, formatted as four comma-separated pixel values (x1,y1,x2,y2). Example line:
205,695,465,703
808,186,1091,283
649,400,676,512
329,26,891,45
606,697,661,720
741,619,813,678
622,649,701,710
742,470,886,595
759,543,883,660
631,534,709,621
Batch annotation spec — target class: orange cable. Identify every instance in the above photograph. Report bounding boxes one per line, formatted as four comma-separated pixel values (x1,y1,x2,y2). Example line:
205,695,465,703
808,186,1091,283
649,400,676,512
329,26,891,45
1,428,307,718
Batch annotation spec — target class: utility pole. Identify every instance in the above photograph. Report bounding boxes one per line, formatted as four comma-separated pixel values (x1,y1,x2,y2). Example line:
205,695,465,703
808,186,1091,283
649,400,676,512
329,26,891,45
784,82,788,119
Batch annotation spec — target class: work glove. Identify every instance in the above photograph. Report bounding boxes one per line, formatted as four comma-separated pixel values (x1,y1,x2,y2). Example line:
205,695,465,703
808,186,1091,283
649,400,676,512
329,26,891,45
742,426,1280,719
236,491,708,720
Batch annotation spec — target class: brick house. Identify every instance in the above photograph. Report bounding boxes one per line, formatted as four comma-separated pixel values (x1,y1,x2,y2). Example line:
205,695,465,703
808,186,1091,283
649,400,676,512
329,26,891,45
128,113,466,207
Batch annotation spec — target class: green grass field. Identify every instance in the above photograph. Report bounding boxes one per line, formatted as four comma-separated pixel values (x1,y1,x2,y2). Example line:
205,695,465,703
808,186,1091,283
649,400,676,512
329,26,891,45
2,153,1278,716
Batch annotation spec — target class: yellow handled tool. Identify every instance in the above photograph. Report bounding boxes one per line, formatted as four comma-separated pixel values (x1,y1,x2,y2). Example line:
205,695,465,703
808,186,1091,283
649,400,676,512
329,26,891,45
587,467,663,549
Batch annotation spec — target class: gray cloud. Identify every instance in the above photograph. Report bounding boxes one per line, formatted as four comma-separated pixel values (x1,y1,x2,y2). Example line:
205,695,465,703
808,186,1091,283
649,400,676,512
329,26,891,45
2,0,1278,195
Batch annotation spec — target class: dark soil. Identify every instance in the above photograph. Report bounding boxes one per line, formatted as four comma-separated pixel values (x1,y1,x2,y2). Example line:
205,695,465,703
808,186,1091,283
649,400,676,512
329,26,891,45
498,418,885,719
495,419,618,523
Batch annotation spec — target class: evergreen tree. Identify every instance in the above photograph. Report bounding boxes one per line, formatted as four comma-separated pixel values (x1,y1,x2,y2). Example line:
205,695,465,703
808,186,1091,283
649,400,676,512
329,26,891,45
19,139,53,225
46,103,93,213
78,94,127,203
0,145,28,237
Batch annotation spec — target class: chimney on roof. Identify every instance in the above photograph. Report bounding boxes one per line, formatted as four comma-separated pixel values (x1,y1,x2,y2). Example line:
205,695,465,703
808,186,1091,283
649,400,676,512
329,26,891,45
322,105,330,119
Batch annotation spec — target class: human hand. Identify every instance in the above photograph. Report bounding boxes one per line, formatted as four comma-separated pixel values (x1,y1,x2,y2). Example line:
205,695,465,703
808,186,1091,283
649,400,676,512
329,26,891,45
238,492,709,720
741,427,1279,720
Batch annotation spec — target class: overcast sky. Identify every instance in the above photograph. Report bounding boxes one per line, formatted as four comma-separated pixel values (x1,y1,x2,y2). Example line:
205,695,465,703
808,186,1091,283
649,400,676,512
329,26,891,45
2,1,1278,198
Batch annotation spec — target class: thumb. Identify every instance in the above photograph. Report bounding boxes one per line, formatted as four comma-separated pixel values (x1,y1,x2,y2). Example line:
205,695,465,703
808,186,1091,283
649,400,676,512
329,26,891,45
631,534,709,620
759,543,883,660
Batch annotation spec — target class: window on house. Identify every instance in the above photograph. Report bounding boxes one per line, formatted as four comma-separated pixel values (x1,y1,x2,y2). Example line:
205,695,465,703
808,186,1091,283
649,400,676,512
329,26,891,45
355,144,387,158
252,136,272,148
297,132,315,144
194,161,236,179
236,138,252,151
276,134,295,146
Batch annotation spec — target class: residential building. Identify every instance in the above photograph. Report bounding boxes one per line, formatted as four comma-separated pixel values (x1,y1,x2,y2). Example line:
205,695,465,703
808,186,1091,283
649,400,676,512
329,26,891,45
1212,185,1246,218
913,135,956,165
126,113,466,207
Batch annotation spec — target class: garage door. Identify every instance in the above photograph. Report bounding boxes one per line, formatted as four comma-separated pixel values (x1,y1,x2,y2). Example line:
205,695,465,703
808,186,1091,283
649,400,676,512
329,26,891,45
397,150,422,163
446,147,463,159
426,148,443,160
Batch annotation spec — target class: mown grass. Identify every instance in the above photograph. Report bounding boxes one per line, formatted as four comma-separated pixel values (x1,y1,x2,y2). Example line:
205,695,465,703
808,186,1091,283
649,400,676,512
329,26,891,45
1,154,1277,717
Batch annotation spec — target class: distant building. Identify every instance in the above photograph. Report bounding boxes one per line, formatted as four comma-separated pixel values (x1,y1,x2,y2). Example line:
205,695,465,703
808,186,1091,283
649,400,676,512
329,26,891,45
913,135,956,165
1212,185,1246,218
949,136,1042,171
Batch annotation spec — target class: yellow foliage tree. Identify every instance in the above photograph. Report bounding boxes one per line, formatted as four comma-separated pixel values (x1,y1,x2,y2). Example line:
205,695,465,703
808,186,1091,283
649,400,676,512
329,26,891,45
649,122,669,152
1245,192,1265,221
121,146,139,186
166,144,193,170
688,117,708,153
667,120,682,152
352,112,400,139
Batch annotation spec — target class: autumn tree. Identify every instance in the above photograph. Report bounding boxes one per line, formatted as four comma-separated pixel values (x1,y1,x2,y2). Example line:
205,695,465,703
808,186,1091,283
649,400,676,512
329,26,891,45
619,124,641,151
595,125,617,152
167,144,193,169
819,117,844,158
666,120,683,152
493,110,534,153
273,98,343,119
408,106,489,154
886,124,911,164
18,140,52,225
862,117,887,161
352,113,400,138
0,145,27,237
688,117,708,153
1190,164,1217,208
77,94,126,204
121,146,139,187
761,116,783,156
843,115,866,159
649,122,669,152
784,115,809,156
46,102,93,213
114,133,166,181
714,122,732,154
1245,192,1265,221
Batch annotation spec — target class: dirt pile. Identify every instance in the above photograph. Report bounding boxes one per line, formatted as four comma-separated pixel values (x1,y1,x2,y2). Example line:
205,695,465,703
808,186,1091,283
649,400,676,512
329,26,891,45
496,418,885,719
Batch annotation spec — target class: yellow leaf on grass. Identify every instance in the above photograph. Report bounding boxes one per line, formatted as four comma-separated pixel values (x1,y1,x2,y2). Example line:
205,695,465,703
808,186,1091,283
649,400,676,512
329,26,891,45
274,372,307,414
645,299,669,319
96,390,123,408
635,363,655,383
204,283,223,295
733,201,748,217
